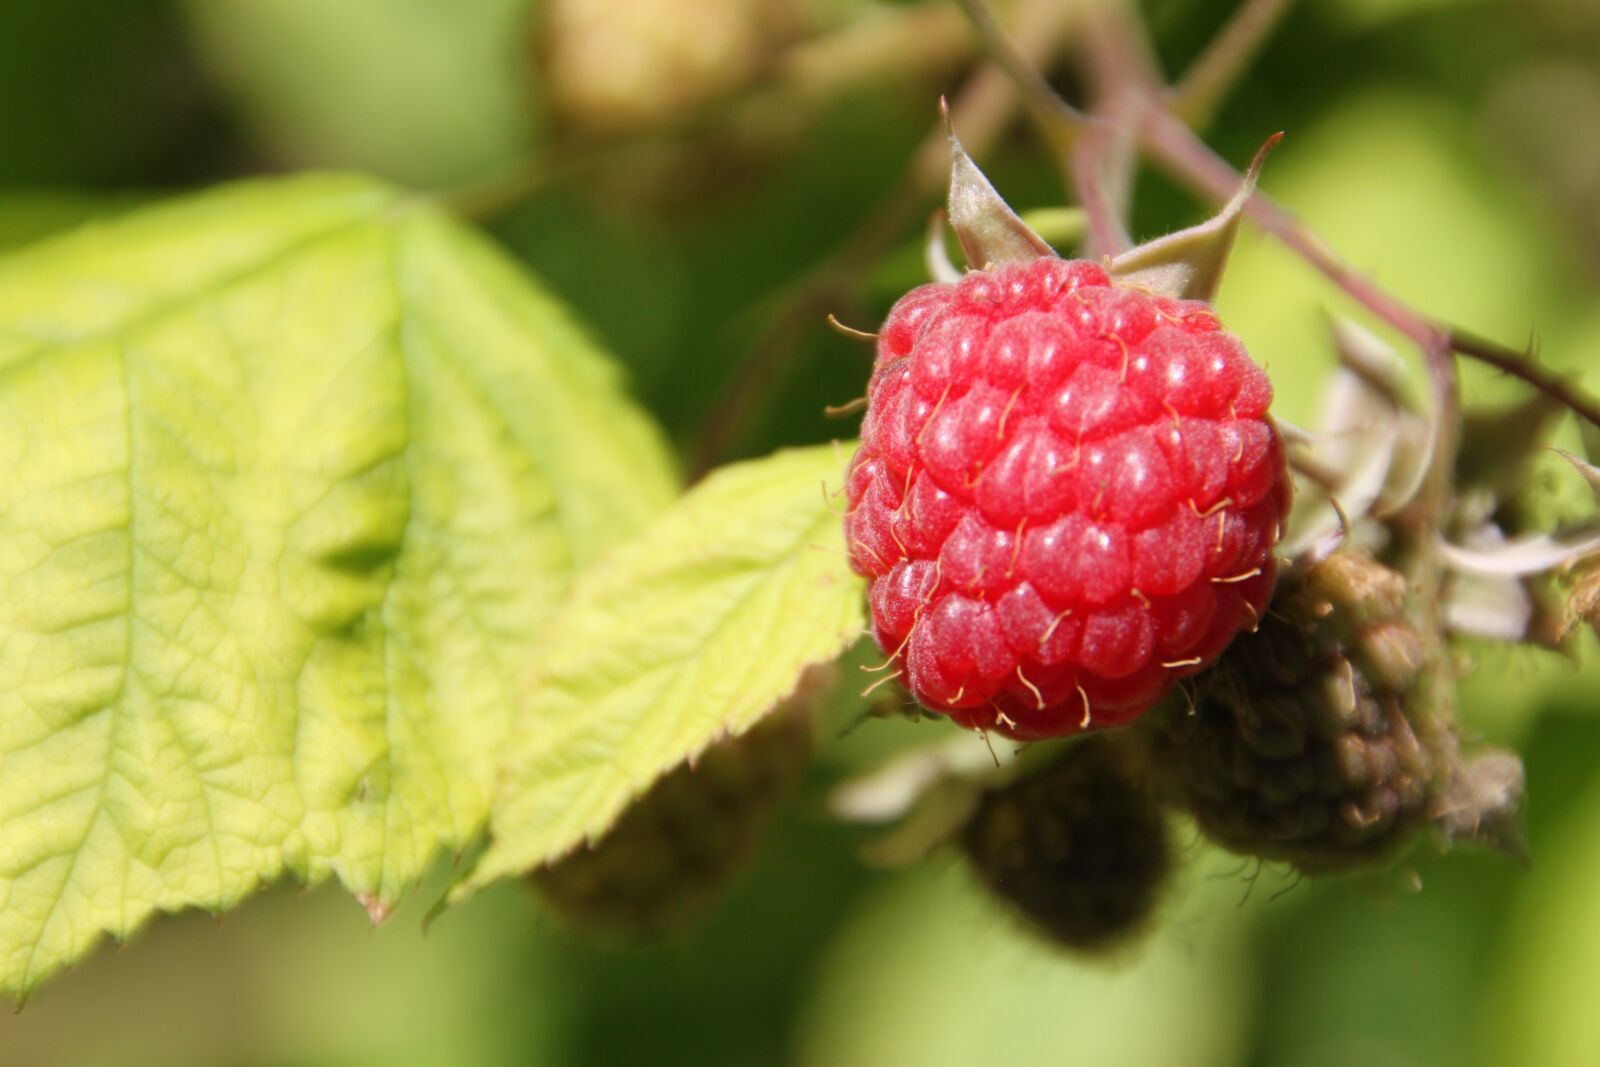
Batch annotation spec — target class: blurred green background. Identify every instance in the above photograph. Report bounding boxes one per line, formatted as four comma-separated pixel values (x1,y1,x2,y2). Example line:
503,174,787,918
2,0,1600,1063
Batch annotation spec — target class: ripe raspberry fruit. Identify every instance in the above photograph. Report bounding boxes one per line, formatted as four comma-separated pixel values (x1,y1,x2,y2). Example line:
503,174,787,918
845,257,1289,740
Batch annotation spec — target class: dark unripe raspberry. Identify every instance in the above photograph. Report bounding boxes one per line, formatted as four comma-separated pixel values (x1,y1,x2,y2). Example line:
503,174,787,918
532,691,815,939
846,258,1289,740
1146,551,1450,874
960,735,1171,952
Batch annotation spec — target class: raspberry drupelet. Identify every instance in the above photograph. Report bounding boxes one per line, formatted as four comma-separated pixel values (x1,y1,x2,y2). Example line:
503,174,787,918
845,257,1290,741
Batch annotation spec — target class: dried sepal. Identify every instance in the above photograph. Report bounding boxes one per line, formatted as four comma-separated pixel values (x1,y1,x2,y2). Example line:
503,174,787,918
1319,413,1401,529
923,208,963,283
1107,132,1279,302
1552,447,1600,508
1563,562,1600,641
828,732,1025,868
1328,319,1435,518
1284,496,1351,570
829,731,1011,824
1441,446,1600,641
1431,750,1528,862
1443,569,1534,642
1438,527,1600,578
1329,316,1414,406
1280,320,1424,557
943,101,1055,270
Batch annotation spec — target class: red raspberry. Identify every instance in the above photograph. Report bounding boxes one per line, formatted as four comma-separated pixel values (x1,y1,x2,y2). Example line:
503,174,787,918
845,258,1289,740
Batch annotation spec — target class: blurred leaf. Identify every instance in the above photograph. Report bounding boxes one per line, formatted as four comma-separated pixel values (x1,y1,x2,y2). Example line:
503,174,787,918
456,443,865,897
1250,859,1515,1067
796,850,1259,1067
0,174,676,998
1453,635,1600,742
0,190,148,254
533,813,872,1067
1479,741,1600,1067
182,0,534,187
0,871,567,1067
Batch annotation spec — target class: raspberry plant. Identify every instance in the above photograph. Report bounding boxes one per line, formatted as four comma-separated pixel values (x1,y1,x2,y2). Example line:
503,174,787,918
1,6,1599,1063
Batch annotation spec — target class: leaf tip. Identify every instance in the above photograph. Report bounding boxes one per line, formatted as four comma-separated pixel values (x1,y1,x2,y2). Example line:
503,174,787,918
355,890,394,927
420,892,453,936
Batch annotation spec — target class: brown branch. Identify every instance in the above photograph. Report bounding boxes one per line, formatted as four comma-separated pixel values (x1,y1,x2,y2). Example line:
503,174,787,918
1450,329,1600,434
1069,129,1132,255
1067,3,1165,255
1169,0,1298,129
951,0,1087,150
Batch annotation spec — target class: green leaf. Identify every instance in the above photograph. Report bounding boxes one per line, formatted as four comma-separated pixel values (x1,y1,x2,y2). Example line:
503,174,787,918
0,173,677,998
0,190,146,254
454,444,865,898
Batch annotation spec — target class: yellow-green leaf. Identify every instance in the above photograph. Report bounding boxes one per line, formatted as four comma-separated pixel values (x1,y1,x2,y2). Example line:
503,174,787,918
0,173,677,998
454,444,865,898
